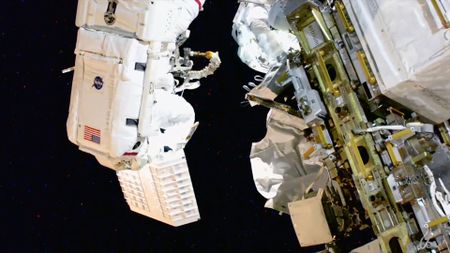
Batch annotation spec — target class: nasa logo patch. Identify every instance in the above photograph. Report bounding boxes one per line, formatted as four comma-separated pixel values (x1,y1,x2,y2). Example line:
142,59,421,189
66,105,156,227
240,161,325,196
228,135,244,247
93,76,104,90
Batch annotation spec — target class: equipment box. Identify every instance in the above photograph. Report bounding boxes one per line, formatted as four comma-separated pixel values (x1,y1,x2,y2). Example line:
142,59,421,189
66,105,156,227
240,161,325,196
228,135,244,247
344,0,450,123
75,0,202,42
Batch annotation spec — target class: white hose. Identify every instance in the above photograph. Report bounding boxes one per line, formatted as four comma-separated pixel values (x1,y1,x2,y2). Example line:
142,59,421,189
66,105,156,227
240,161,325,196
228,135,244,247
187,52,221,80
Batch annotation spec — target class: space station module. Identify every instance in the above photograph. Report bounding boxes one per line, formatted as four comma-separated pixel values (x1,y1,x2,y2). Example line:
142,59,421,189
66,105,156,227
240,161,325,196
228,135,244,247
65,0,220,226
234,0,450,252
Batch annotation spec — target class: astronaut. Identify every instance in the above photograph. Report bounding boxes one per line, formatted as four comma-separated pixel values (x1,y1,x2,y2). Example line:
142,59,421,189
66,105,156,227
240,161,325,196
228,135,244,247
65,0,220,226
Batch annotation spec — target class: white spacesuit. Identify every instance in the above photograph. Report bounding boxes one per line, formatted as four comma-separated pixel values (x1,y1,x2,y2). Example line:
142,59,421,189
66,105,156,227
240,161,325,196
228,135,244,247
66,0,220,226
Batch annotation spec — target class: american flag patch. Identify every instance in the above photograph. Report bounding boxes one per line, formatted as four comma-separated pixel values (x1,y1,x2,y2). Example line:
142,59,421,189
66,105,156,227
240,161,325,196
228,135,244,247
84,125,101,144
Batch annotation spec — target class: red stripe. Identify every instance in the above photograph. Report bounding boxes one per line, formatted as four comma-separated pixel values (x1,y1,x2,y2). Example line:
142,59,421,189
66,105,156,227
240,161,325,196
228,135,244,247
84,131,100,135
84,134,99,138
194,0,202,10
123,152,138,156
85,126,100,131
85,131,100,135
85,128,100,133
84,126,101,134
83,133,99,137
84,129,100,133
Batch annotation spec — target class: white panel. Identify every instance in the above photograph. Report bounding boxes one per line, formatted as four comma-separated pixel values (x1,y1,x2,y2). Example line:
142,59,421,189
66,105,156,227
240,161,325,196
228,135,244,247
344,0,450,123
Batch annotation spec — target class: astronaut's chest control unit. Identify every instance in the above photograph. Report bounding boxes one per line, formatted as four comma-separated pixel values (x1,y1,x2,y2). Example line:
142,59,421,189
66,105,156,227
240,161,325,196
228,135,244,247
237,0,450,252
65,0,219,227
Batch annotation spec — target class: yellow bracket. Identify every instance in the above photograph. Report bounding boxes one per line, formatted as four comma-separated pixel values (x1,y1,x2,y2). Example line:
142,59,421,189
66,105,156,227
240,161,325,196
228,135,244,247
439,126,450,146
388,107,405,117
428,216,449,228
303,146,316,160
412,152,431,164
391,129,414,141
357,51,377,85
386,142,402,167
336,2,355,33
430,0,450,28
313,125,332,149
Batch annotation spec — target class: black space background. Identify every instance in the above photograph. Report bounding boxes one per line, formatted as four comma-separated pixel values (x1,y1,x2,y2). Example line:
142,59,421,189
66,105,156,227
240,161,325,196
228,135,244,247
0,1,330,252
